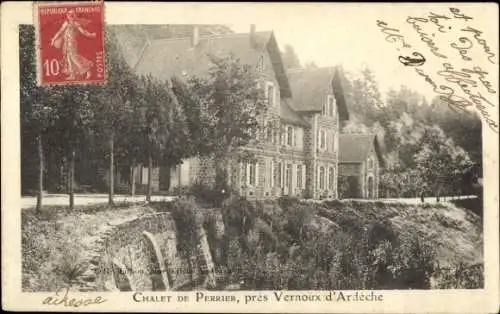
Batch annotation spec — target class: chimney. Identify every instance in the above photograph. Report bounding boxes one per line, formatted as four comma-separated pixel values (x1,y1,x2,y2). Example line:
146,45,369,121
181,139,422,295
250,24,256,47
192,25,200,47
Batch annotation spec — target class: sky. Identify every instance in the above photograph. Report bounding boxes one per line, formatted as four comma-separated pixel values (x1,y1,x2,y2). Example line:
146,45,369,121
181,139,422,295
224,3,498,103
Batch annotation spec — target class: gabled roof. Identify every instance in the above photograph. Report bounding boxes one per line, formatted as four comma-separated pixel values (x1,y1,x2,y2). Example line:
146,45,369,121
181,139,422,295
129,31,292,98
287,67,349,121
338,134,384,167
280,99,309,127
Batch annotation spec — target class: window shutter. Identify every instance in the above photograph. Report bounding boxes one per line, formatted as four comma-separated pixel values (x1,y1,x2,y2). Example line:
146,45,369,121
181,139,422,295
317,166,320,188
270,160,274,187
255,162,259,187
302,165,306,189
239,162,244,185
246,163,250,186
317,130,320,149
281,162,285,188
264,159,268,187
333,131,337,152
293,128,297,147
296,128,301,149
328,131,333,152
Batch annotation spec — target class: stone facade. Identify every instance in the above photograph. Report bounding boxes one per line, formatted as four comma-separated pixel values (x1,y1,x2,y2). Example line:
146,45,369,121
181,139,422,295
338,146,380,199
117,26,352,200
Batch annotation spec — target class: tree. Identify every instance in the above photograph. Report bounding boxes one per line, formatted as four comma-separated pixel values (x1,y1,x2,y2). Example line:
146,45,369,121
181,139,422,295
51,85,98,209
188,53,266,191
140,76,190,201
20,25,55,213
281,45,302,70
414,126,474,199
304,61,318,70
93,30,140,204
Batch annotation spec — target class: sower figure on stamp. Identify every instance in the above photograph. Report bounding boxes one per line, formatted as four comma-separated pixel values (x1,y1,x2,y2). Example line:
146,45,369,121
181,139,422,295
50,9,96,80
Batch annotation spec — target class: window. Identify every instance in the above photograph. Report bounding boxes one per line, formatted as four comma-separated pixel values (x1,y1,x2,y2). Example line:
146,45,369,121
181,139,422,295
328,95,335,117
297,165,303,189
257,55,265,72
286,164,292,190
329,167,334,190
319,166,325,190
322,102,327,116
266,123,273,143
269,160,274,187
274,162,282,188
286,126,293,146
266,82,274,106
241,162,247,185
295,128,303,149
246,162,258,186
368,157,374,169
319,129,326,150
249,163,256,186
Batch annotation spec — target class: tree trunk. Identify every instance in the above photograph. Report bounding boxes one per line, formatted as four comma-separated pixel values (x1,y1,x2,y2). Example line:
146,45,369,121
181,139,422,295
214,157,229,207
69,149,75,210
188,254,195,288
108,133,114,205
147,153,152,202
130,164,136,197
36,133,43,214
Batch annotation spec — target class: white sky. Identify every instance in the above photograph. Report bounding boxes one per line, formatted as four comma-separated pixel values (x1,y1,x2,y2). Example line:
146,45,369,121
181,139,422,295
226,3,498,102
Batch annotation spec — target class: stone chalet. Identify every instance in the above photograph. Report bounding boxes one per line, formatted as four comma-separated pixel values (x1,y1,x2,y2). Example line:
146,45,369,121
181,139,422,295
338,134,384,198
113,25,381,199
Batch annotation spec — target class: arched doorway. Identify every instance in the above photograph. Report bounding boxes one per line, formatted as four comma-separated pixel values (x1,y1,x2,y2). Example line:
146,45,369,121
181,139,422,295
367,176,374,198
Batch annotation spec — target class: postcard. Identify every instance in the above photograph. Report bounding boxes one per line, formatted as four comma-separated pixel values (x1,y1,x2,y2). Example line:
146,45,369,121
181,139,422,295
1,2,498,313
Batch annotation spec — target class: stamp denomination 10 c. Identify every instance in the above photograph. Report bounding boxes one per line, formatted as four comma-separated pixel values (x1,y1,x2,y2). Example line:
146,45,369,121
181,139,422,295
35,1,105,86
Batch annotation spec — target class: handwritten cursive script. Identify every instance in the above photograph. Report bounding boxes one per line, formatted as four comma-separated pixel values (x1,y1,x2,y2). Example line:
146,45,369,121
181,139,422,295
399,52,426,66
42,287,107,308
376,7,498,133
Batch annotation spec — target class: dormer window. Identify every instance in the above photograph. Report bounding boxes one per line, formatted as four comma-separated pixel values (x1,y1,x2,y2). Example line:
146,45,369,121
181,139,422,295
257,55,265,72
266,82,275,107
368,157,374,169
319,129,326,150
328,95,335,117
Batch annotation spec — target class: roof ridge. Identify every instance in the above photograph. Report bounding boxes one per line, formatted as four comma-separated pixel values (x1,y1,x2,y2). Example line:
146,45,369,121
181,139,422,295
340,133,374,136
132,38,152,71
147,30,273,45
288,66,338,74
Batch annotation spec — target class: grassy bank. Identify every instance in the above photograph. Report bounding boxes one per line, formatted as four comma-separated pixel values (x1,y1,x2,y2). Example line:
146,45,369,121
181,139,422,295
200,196,483,290
22,196,483,291
21,204,155,291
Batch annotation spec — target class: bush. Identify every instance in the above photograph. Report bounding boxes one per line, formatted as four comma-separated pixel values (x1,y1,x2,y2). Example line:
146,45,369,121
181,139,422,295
390,234,436,289
365,219,398,249
277,196,301,210
22,211,91,291
113,182,130,194
170,197,200,282
188,181,233,208
432,263,483,289
221,196,257,237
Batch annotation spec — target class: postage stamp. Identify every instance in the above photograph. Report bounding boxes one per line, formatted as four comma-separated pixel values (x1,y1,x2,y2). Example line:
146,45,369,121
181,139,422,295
1,2,499,313
34,1,105,85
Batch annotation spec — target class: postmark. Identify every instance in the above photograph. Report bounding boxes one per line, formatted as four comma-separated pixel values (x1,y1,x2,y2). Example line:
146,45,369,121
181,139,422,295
34,1,105,85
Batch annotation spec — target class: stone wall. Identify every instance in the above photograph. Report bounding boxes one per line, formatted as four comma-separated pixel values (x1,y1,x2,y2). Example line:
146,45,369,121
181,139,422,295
96,213,178,291
79,210,225,292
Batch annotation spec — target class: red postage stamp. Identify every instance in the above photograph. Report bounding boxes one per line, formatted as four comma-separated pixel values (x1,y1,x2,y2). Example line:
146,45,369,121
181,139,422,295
35,1,106,86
